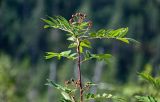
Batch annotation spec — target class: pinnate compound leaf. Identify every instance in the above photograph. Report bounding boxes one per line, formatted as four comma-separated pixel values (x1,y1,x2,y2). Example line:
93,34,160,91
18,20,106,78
45,50,77,60
139,72,160,90
88,27,138,44
42,16,73,34
46,79,76,102
82,51,112,63
45,52,59,59
139,72,155,83
89,28,128,38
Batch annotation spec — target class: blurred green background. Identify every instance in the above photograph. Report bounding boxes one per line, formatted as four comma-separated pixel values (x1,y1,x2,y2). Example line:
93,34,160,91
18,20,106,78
0,0,160,102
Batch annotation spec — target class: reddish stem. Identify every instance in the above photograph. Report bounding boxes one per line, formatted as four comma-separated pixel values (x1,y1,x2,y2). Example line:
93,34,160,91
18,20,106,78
76,39,83,102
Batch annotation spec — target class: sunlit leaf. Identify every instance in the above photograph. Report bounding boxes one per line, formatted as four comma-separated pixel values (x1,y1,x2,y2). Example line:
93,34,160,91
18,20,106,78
116,38,129,43
60,50,71,56
88,27,138,44
79,22,89,30
45,52,59,59
80,46,83,53
44,25,50,28
45,50,76,60
42,16,73,34
80,39,91,48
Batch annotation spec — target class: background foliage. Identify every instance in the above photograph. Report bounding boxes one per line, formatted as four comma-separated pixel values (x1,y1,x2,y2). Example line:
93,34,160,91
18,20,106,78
0,0,160,102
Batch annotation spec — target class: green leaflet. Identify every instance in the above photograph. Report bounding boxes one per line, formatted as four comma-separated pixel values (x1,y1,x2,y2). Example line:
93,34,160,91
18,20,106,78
110,28,128,37
80,39,91,48
85,50,92,58
45,79,71,93
61,91,72,101
69,53,77,57
60,98,72,102
46,79,76,102
81,50,112,63
135,96,158,102
92,53,112,61
79,22,89,29
45,52,59,59
80,46,83,53
41,18,55,27
45,50,77,60
97,29,106,37
68,43,77,48
139,72,160,90
43,25,50,28
116,38,129,44
60,91,76,102
60,50,71,56
89,32,97,37
88,27,138,44
67,37,76,41
85,93,112,100
105,28,128,37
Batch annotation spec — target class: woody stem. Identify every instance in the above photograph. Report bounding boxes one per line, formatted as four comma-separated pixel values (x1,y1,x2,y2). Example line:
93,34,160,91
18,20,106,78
76,38,83,102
